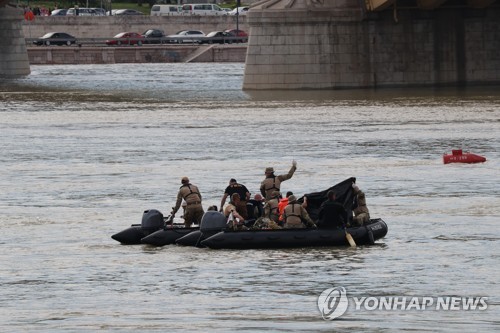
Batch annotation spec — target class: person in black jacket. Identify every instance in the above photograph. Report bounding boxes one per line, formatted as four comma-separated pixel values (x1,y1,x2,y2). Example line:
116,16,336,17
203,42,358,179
247,193,264,219
317,190,346,229
220,178,250,219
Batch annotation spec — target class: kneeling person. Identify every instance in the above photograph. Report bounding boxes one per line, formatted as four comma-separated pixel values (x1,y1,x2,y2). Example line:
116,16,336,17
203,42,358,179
283,195,316,229
317,190,346,229
352,184,370,226
223,193,246,230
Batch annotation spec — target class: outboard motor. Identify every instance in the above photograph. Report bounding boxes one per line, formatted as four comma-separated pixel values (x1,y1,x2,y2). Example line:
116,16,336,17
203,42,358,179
200,211,227,233
141,209,164,231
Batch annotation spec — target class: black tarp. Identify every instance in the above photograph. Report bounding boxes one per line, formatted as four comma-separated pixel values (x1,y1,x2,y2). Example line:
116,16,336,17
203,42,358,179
298,177,356,222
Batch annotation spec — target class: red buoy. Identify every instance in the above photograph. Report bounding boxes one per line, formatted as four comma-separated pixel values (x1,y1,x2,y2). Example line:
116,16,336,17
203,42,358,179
443,149,486,164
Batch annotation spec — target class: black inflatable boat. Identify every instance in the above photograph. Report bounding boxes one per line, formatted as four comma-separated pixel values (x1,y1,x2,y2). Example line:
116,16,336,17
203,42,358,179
111,209,197,245
200,218,388,249
140,210,229,246
175,211,228,247
112,177,389,249
198,176,388,249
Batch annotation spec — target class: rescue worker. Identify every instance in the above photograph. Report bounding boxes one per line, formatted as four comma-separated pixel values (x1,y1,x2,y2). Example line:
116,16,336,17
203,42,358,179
263,191,281,224
223,193,245,221
260,160,297,200
247,193,264,219
283,195,316,229
219,178,250,219
317,190,346,229
223,193,246,230
171,176,204,228
352,183,370,226
278,191,293,222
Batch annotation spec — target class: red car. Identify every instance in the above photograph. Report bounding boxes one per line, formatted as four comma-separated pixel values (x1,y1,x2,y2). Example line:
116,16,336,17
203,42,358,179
224,29,248,43
106,32,144,46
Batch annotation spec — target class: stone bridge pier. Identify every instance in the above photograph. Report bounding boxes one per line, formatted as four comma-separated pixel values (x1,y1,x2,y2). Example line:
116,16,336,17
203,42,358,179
0,6,30,77
243,0,500,90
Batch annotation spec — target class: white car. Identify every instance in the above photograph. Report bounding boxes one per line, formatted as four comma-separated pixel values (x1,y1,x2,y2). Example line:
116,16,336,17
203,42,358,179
228,6,249,15
166,30,205,44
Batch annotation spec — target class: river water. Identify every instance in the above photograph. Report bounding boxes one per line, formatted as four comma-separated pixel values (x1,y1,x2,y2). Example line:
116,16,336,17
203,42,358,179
0,63,499,332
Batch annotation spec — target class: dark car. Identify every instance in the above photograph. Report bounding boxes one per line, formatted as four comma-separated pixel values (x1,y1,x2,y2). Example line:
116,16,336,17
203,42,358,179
200,31,235,44
142,29,166,44
33,32,78,46
106,32,145,46
114,9,144,15
224,29,248,43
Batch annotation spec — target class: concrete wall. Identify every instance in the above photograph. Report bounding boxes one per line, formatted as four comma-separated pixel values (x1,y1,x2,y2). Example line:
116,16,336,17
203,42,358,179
243,7,500,89
22,15,248,39
0,7,30,77
27,45,247,64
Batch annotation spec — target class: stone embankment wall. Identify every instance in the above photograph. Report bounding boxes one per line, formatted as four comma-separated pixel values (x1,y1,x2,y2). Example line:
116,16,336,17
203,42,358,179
27,45,247,64
23,16,248,64
22,15,248,39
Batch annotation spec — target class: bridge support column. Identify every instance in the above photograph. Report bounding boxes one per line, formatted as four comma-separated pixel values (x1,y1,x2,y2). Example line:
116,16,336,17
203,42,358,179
243,1,500,90
243,3,364,90
0,7,30,77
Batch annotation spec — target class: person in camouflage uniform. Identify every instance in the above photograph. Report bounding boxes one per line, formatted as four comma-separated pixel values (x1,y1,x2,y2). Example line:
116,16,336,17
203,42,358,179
352,184,370,226
171,177,204,228
263,191,281,224
260,160,297,200
283,195,316,229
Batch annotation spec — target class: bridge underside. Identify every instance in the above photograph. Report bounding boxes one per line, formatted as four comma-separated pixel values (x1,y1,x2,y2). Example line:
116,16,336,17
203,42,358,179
366,0,498,10
242,0,500,90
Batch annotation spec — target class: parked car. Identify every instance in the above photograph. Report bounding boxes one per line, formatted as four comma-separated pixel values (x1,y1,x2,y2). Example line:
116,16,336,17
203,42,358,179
142,29,166,44
91,8,106,16
33,32,78,46
150,4,182,16
224,29,248,43
228,6,249,15
166,30,205,44
200,31,235,44
113,9,144,15
66,7,100,16
105,32,144,46
50,9,67,16
181,4,227,15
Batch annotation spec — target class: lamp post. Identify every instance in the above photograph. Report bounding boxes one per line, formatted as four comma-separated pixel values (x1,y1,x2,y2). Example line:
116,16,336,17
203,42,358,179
236,0,240,35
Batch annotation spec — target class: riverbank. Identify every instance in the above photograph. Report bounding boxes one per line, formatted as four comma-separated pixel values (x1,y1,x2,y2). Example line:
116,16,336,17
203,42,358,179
27,45,247,64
